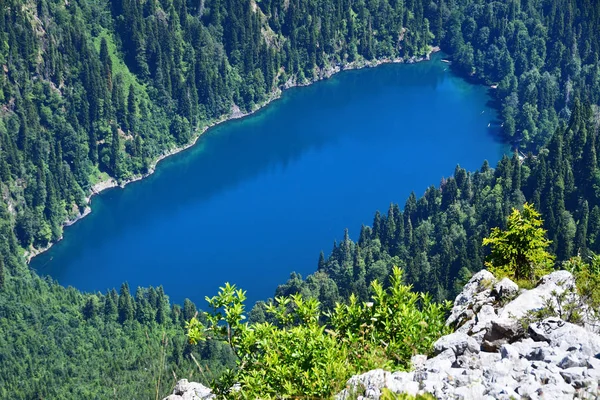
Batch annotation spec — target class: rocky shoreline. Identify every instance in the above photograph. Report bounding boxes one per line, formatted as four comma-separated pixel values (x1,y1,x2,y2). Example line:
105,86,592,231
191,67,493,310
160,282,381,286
25,47,440,264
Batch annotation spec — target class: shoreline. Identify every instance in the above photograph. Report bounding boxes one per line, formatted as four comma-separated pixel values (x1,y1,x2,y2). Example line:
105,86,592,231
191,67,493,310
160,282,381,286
25,47,440,264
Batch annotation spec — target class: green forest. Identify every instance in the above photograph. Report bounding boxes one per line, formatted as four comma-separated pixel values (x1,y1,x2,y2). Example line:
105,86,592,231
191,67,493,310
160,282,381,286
0,0,599,398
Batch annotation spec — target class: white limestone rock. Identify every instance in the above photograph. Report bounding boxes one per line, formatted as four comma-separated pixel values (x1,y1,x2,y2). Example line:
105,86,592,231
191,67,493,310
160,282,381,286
163,379,214,400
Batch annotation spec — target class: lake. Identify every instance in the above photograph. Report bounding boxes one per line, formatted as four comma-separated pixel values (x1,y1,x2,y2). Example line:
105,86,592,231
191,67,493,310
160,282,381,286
31,54,508,307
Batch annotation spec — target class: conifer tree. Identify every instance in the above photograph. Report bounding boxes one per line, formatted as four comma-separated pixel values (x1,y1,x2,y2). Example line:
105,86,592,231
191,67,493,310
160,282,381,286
0,259,4,290
118,282,134,323
483,203,554,283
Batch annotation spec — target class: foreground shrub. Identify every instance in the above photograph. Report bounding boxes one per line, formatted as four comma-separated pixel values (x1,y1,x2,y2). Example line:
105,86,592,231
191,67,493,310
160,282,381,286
186,267,451,398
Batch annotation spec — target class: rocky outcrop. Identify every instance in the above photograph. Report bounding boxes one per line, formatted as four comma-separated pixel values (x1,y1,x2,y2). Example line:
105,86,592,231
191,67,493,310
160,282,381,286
163,379,214,400
338,270,600,400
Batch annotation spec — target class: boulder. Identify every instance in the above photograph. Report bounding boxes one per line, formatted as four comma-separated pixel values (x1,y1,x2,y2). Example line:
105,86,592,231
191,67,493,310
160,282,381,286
500,343,520,361
497,271,575,322
410,354,427,370
434,332,480,356
423,349,455,373
492,278,519,300
453,383,485,400
529,317,600,357
482,316,525,351
467,304,496,343
336,369,418,400
558,353,587,369
163,379,214,400
447,270,496,329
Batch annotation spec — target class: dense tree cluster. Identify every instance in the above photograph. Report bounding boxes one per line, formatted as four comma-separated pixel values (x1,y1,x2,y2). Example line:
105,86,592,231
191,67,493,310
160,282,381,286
0,0,436,396
443,0,600,146
0,265,235,398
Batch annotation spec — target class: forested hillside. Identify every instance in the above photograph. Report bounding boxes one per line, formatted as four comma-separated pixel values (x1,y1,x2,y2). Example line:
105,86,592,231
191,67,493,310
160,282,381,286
0,0,432,255
1,0,599,398
274,0,600,312
279,100,600,306
0,0,432,397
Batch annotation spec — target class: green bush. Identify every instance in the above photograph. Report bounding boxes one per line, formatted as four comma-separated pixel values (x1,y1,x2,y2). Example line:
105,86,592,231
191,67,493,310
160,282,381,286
186,267,451,399
330,267,452,370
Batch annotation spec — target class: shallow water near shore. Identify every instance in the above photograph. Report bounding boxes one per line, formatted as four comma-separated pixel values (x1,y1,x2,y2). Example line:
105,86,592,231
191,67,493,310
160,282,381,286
31,54,508,307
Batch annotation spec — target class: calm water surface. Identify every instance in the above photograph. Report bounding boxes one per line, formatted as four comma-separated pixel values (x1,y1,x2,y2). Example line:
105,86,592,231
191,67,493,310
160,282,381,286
31,54,508,306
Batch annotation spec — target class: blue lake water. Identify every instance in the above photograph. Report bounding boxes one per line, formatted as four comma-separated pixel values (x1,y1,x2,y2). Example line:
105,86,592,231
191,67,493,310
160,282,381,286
31,54,508,307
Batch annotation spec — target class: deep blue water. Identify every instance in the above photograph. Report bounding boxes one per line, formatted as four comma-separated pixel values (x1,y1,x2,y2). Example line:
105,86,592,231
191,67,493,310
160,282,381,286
31,54,508,307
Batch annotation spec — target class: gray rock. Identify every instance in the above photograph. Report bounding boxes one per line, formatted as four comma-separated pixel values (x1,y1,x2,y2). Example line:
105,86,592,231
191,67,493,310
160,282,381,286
338,369,389,399
337,369,421,400
164,379,214,400
500,343,520,360
453,383,485,400
455,353,482,370
424,349,455,374
483,358,513,380
482,317,524,351
421,374,444,395
469,304,497,343
493,278,519,300
434,332,480,356
559,367,587,387
558,353,587,369
584,366,600,382
530,368,563,386
511,338,551,361
587,356,600,370
478,351,501,365
516,376,542,397
498,271,575,322
537,381,576,399
447,270,496,328
530,317,600,357
410,354,427,370
486,384,521,400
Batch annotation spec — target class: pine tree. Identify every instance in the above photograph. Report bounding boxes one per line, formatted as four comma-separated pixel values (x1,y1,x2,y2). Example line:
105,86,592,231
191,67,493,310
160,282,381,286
110,123,122,179
385,203,396,252
99,37,113,92
317,251,325,270
0,259,4,290
155,286,168,324
127,85,137,133
104,291,117,321
575,201,589,256
118,282,135,323
83,296,99,319
372,211,382,238
183,298,197,322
